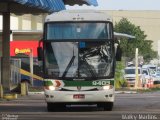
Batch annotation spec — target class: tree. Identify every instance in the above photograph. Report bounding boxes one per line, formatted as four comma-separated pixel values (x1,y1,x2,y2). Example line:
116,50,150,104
114,18,157,62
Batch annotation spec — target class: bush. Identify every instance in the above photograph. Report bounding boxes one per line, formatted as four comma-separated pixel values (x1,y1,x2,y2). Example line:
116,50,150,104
115,61,126,88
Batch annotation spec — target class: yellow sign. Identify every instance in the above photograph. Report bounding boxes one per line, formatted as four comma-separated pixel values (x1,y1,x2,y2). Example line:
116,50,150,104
15,48,31,55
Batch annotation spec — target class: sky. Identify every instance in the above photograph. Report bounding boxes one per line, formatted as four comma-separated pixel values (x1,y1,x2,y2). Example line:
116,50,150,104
67,0,160,10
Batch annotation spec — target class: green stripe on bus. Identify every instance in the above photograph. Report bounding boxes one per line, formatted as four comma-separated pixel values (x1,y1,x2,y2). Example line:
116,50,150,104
44,81,53,86
63,80,114,86
44,79,114,87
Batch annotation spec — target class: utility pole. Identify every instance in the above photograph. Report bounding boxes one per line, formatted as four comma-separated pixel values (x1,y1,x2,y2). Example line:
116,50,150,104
1,12,11,93
135,48,139,89
30,49,33,86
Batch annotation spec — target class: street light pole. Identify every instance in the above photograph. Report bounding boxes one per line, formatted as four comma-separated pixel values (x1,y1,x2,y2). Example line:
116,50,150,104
29,49,33,86
135,48,139,89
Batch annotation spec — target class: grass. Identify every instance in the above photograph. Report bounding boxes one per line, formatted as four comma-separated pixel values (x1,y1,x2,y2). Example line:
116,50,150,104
115,61,126,88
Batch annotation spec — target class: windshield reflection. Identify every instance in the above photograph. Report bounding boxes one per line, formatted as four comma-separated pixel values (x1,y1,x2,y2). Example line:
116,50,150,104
45,41,113,80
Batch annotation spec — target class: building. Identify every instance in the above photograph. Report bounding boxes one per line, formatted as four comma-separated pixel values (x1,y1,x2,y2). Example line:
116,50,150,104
0,14,44,31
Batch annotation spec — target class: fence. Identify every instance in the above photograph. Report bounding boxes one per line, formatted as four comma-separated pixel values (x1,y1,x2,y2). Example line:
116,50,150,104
10,59,21,87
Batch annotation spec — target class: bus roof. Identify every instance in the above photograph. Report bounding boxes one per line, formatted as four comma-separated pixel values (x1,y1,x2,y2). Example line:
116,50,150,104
45,10,112,22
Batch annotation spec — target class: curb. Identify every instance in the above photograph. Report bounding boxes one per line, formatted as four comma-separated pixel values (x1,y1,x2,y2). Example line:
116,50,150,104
28,91,44,95
115,91,137,94
3,94,18,100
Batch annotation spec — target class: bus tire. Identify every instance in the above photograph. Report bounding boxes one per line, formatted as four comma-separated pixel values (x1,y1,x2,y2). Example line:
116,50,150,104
47,103,57,112
103,102,113,111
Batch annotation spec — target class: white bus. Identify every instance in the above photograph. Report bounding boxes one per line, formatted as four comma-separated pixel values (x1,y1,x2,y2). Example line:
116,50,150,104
37,10,122,111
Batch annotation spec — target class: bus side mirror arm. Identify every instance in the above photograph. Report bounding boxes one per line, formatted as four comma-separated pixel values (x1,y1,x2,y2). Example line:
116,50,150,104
37,40,43,61
116,45,122,61
37,47,43,61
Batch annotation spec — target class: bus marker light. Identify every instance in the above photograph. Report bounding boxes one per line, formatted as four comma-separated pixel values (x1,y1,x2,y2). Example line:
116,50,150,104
45,94,49,98
109,94,113,97
44,86,56,91
48,86,56,91
50,95,54,98
105,95,109,98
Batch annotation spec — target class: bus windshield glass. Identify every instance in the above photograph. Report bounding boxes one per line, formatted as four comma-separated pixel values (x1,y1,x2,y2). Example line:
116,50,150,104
44,22,114,80
46,22,113,40
45,41,113,80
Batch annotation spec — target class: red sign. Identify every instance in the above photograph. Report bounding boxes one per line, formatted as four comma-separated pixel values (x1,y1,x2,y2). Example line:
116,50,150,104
10,41,39,57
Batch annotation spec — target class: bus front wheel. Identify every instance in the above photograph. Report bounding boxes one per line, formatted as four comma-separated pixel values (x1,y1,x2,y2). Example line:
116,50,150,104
103,102,113,111
47,103,65,112
47,103,57,112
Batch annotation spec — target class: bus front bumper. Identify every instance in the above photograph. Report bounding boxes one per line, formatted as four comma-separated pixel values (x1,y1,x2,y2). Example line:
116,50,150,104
44,89,114,103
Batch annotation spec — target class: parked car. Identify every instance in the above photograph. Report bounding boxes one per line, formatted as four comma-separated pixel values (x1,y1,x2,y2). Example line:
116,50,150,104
124,67,145,87
153,72,160,84
142,68,153,86
142,64,157,77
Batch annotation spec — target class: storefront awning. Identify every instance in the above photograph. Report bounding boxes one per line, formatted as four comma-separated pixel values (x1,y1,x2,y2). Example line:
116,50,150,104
63,0,98,6
0,0,98,13
13,0,66,12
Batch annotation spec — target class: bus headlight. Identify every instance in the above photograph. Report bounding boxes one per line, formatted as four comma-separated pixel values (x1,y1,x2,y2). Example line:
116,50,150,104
103,85,110,90
103,85,113,90
44,86,56,91
48,86,56,90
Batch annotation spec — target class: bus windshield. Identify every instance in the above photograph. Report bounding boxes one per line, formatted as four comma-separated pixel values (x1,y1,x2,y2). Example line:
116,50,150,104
46,22,113,40
45,41,113,80
44,22,114,80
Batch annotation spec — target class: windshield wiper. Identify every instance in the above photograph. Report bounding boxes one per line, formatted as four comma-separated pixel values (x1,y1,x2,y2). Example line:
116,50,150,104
62,56,75,78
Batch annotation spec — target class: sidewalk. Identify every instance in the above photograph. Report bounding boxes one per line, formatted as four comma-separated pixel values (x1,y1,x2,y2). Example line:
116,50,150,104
115,91,137,94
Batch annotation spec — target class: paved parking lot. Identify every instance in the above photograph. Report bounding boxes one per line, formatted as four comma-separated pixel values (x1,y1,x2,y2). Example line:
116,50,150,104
0,91,160,120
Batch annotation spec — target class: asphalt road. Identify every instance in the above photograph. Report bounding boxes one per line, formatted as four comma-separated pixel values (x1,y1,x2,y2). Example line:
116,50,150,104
0,91,160,120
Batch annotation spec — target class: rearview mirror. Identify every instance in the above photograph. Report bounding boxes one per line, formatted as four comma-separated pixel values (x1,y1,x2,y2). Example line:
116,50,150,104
37,47,43,61
116,45,122,61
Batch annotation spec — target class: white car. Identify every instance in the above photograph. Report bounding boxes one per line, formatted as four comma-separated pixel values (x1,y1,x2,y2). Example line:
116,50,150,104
124,67,145,87
153,72,160,84
142,64,157,77
142,68,153,86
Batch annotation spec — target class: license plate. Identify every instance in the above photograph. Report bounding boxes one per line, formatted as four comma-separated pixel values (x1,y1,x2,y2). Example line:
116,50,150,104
73,94,85,99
